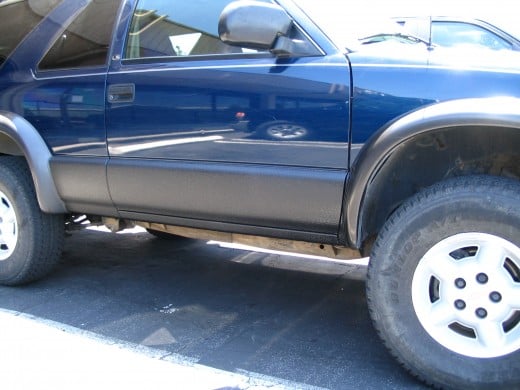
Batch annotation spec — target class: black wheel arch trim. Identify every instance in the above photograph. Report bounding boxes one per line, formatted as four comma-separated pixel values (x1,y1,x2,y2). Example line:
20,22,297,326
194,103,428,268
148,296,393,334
0,111,67,213
345,96,520,248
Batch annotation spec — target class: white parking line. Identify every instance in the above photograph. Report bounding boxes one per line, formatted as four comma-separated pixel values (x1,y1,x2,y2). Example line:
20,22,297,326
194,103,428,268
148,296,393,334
0,309,325,390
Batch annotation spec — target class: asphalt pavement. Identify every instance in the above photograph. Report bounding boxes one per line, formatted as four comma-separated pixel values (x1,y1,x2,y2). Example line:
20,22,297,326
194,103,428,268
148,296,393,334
0,227,427,389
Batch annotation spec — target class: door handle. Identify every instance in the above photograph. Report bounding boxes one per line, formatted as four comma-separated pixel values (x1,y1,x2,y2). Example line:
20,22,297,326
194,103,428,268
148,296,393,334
108,84,135,103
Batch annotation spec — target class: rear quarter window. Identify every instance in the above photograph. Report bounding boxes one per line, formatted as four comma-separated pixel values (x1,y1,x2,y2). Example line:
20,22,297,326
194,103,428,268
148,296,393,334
0,0,62,68
39,0,122,70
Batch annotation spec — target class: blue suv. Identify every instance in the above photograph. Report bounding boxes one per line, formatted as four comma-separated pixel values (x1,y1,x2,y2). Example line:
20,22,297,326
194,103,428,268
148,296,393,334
1,1,519,388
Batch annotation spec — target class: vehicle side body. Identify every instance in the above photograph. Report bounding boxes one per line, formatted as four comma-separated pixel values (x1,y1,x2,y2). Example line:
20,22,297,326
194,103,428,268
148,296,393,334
1,1,520,388
1,0,519,256
0,1,520,254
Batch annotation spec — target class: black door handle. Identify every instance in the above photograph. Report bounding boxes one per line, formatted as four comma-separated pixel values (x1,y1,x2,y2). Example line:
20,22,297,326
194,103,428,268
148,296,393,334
108,84,135,103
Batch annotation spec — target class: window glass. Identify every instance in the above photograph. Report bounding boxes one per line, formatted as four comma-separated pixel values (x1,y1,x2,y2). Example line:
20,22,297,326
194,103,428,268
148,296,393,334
0,0,62,68
124,0,270,59
39,0,121,70
432,22,513,51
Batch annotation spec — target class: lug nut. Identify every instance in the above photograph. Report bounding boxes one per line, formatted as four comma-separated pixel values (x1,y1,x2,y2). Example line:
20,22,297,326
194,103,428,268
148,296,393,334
455,278,466,289
476,308,488,319
476,273,489,284
490,291,502,303
455,299,466,310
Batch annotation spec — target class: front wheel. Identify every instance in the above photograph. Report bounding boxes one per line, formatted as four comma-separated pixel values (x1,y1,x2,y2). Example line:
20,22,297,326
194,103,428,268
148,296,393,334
367,176,520,389
0,157,64,285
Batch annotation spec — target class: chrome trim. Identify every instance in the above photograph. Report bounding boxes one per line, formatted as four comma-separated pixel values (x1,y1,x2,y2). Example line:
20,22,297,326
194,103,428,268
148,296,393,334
351,63,520,75
112,62,347,75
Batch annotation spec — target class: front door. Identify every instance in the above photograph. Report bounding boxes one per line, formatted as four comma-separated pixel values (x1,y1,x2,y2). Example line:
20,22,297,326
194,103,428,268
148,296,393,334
106,0,351,237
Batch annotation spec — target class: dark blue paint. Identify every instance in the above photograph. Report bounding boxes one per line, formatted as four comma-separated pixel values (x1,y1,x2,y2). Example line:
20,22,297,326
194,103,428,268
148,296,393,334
106,55,350,168
1,0,520,166
21,76,107,156
0,0,107,156
347,41,520,145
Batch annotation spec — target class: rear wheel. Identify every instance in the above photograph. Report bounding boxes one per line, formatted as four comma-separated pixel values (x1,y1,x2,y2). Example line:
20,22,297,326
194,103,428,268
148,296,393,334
367,176,520,389
0,156,64,286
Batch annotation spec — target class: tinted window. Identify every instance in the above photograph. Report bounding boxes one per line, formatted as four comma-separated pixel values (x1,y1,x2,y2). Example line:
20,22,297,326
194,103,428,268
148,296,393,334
0,0,62,67
432,22,513,51
124,0,269,59
39,0,121,70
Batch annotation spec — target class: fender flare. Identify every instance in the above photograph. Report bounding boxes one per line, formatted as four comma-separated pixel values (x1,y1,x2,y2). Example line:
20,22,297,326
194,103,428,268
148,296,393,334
344,96,520,247
0,111,67,213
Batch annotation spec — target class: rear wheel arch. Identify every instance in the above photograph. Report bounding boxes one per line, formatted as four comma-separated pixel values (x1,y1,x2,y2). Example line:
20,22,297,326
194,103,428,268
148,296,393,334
344,97,520,250
0,111,66,214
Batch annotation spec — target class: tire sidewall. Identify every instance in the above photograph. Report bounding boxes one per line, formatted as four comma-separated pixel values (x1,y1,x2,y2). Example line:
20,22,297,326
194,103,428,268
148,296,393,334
369,185,520,388
0,168,37,284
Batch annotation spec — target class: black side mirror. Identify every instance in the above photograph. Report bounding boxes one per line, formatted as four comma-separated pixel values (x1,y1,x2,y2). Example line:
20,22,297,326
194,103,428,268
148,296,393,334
218,1,293,51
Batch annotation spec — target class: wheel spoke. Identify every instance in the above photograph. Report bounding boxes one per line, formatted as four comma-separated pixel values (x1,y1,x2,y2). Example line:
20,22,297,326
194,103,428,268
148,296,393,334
2,208,16,227
476,321,506,349
0,208,16,235
0,200,10,220
476,241,507,270
505,284,520,309
0,195,17,259
429,299,458,328
422,253,460,283
2,231,16,251
0,216,16,245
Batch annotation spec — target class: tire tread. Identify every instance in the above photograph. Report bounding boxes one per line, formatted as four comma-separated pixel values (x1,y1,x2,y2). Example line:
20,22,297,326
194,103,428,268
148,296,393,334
0,156,64,285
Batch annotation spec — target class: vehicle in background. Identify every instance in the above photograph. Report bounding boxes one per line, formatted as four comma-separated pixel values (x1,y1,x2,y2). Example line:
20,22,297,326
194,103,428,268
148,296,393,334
394,16,520,51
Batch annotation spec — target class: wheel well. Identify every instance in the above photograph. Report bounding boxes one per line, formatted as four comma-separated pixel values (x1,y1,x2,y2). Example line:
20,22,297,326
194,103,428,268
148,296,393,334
359,125,520,252
0,132,24,156
0,115,67,213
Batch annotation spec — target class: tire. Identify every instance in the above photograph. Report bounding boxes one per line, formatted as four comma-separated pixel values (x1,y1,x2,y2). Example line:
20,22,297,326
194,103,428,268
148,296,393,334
257,121,310,140
0,156,64,286
366,176,520,389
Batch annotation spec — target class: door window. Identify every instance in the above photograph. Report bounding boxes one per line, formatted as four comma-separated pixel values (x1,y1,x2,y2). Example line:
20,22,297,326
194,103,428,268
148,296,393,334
0,0,62,68
124,0,270,59
39,0,122,70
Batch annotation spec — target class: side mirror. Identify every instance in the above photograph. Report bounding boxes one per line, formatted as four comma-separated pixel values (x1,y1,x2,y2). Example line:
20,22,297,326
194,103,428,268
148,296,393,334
218,1,293,51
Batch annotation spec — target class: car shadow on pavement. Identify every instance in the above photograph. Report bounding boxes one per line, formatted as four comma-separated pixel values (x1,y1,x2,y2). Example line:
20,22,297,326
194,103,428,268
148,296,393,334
0,229,426,389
